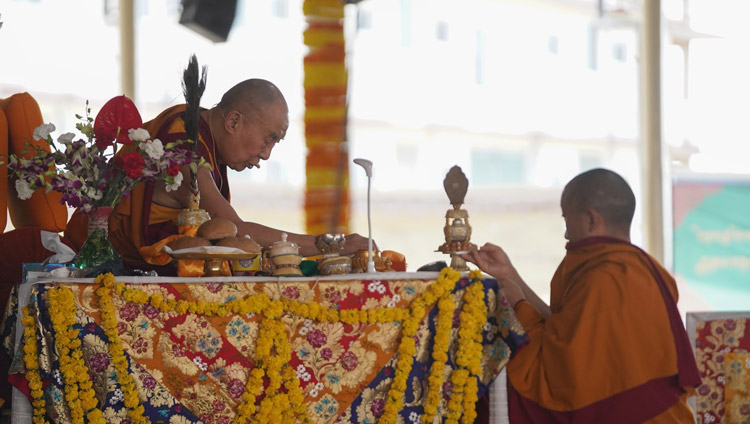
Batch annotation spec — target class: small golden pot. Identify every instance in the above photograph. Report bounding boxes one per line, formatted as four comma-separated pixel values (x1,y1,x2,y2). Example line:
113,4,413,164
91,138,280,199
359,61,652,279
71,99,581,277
351,250,393,273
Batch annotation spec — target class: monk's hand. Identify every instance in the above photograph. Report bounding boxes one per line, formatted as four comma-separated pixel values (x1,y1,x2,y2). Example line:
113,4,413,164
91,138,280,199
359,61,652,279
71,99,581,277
341,233,378,256
462,243,515,278
462,243,526,302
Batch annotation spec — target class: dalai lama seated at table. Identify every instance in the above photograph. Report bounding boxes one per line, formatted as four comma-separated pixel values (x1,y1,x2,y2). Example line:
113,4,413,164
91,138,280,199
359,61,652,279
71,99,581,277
62,78,372,274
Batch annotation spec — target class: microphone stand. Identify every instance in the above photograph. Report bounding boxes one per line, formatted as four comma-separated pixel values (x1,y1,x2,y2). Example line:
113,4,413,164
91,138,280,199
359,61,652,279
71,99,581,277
353,158,375,273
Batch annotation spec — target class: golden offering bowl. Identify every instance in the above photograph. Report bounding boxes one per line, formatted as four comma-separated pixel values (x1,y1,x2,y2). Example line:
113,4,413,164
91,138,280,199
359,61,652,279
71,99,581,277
351,250,393,273
204,258,225,277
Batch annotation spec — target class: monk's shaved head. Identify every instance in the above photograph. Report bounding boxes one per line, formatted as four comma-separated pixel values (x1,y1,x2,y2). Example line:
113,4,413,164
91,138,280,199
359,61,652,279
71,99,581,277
210,78,289,172
218,79,287,112
562,168,636,235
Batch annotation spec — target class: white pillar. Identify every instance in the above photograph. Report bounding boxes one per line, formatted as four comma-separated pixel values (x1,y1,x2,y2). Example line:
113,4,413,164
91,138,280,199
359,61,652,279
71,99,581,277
640,0,665,263
119,0,135,100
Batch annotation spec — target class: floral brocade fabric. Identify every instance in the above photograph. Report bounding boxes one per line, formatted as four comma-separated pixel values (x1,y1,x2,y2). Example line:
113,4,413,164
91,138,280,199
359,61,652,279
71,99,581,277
724,352,750,423
10,277,527,424
694,318,750,424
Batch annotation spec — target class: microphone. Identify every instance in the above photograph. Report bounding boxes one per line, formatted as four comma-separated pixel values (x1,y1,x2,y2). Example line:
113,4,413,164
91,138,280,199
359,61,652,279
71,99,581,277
353,158,372,177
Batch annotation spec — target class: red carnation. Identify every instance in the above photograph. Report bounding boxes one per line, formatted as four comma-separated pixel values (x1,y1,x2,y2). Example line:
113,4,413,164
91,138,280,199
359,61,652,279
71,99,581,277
167,164,180,177
118,152,146,178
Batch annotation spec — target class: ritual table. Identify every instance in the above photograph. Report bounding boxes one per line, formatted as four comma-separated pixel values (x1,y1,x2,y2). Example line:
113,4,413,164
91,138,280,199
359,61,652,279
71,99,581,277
2,270,527,424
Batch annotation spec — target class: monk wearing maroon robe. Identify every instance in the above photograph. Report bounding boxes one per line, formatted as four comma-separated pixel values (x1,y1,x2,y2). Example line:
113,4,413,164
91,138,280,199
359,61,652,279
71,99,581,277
66,79,371,269
464,168,701,423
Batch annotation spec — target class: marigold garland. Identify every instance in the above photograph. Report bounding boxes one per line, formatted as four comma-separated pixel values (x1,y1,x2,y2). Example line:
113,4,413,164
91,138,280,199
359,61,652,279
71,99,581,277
462,374,480,424
421,294,456,423
377,267,462,424
446,271,487,424
47,286,105,424
34,268,488,423
21,305,49,424
95,274,151,424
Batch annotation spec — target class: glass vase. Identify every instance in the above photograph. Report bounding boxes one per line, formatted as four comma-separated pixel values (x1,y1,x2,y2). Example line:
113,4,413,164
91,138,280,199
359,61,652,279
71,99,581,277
73,206,121,268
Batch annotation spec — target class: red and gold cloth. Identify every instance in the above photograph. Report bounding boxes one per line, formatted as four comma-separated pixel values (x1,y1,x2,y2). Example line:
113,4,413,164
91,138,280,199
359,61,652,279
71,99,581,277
693,316,750,423
6,274,527,423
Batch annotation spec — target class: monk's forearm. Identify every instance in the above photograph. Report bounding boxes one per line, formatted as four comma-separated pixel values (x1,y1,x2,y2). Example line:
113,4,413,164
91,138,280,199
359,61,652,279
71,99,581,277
521,284,551,318
500,268,550,318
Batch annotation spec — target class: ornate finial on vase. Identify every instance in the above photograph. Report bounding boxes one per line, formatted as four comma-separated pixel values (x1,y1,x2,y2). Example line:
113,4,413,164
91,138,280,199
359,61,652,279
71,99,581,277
437,165,476,271
443,165,469,210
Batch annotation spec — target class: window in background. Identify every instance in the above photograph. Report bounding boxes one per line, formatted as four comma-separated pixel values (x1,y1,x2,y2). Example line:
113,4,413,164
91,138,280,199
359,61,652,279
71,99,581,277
400,0,411,46
547,35,559,54
612,42,627,62
435,20,449,41
471,150,526,186
357,8,372,30
272,0,289,18
475,29,486,85
579,151,604,172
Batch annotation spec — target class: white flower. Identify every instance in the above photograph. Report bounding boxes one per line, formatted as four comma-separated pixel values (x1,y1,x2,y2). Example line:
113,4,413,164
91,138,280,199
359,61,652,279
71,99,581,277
15,179,34,200
141,138,164,160
192,356,208,371
57,132,75,145
85,186,103,200
110,388,124,404
32,123,55,140
128,128,150,142
165,170,183,192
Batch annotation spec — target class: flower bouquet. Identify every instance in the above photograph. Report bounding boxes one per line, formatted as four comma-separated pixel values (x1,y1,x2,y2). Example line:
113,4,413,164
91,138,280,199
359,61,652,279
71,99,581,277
5,95,206,267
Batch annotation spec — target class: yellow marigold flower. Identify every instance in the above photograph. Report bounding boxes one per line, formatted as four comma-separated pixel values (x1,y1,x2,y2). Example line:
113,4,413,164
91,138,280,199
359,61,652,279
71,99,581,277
469,269,483,280
430,290,445,305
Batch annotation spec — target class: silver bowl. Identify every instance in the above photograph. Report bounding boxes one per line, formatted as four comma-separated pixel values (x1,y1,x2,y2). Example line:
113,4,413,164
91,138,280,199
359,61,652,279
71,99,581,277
315,233,346,256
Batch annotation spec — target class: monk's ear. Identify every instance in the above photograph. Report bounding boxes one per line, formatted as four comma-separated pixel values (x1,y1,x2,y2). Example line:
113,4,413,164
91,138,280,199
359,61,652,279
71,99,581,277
225,110,242,133
585,207,605,234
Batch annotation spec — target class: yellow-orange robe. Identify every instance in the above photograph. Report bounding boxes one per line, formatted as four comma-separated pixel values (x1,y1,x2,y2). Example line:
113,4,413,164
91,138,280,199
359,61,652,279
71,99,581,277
507,236,701,423
65,105,228,269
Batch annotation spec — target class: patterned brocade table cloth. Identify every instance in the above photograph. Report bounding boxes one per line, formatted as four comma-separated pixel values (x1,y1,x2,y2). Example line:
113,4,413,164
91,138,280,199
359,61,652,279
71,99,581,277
687,312,750,424
2,271,527,424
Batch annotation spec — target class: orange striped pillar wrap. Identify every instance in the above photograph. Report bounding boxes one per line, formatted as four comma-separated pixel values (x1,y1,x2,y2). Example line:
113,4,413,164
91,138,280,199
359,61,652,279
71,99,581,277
303,0,350,235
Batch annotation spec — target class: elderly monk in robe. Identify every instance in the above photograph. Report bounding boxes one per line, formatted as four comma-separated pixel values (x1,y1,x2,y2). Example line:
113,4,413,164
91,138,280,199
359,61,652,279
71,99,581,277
464,168,701,423
66,79,371,270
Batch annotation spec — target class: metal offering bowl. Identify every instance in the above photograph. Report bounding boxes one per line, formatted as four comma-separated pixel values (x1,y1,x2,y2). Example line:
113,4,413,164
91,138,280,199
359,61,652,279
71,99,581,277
319,255,352,275
315,233,346,256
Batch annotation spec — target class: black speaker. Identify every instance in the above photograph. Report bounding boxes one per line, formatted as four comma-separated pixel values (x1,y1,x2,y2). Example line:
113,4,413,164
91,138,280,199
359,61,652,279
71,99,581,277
179,0,238,43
